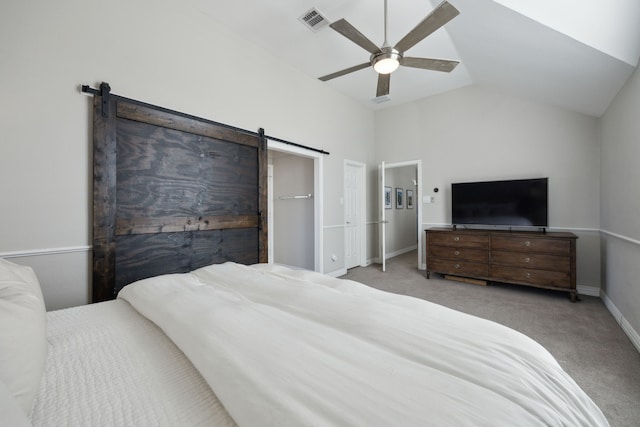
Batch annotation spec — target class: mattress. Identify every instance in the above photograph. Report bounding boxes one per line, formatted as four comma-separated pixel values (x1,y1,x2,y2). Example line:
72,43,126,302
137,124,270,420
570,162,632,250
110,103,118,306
30,299,237,427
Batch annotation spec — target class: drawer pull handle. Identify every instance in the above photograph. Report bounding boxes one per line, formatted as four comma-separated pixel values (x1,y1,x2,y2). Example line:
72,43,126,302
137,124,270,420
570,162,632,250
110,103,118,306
453,236,460,241
524,241,531,247
525,272,531,278
524,257,531,263
454,264,460,269
454,250,460,256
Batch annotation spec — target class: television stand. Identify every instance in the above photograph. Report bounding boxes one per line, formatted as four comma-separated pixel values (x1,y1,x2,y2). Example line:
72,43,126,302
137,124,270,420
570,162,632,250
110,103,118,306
425,228,578,302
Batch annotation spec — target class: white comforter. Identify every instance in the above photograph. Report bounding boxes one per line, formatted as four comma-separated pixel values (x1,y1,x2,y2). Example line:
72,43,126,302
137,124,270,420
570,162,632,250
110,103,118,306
118,262,609,427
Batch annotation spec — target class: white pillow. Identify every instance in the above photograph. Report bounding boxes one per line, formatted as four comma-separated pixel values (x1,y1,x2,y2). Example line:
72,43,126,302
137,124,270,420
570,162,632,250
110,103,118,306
0,380,32,427
0,259,47,415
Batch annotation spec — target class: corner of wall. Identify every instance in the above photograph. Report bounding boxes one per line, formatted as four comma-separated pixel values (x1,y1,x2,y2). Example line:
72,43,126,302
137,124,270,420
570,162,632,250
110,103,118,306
601,289,640,354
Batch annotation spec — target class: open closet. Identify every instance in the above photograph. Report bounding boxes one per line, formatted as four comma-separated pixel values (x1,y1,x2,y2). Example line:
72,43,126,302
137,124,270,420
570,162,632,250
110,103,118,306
267,140,324,272
269,151,314,270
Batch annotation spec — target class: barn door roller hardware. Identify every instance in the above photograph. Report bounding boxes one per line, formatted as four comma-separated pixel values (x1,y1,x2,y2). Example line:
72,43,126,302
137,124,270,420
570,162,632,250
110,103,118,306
81,82,111,117
81,82,329,155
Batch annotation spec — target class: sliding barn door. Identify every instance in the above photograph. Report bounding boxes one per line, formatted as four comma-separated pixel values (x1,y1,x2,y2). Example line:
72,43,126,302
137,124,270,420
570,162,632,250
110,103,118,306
92,92,267,302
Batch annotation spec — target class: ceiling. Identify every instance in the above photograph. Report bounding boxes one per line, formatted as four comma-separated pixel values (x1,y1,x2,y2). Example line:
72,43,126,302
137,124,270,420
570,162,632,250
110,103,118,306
189,0,640,117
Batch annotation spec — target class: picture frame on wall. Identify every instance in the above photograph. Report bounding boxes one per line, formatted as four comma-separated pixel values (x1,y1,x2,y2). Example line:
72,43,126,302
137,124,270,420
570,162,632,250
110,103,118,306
406,189,414,209
396,188,404,209
384,186,392,209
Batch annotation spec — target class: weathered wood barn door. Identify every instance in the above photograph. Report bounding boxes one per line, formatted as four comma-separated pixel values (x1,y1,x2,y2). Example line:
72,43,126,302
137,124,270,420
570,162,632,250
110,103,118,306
90,83,267,302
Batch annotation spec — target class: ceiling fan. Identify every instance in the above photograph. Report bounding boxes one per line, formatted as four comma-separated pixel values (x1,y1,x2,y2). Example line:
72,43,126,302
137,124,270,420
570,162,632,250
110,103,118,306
319,0,460,98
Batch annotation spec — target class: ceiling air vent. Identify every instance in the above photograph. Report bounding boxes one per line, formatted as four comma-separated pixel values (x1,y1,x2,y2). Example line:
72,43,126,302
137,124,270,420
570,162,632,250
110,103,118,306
298,7,330,32
371,95,392,104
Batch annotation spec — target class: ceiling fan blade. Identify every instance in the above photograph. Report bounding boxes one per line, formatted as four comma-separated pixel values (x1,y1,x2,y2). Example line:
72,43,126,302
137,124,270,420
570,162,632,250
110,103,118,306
330,19,381,55
401,57,459,72
394,1,460,53
319,62,371,82
376,73,391,97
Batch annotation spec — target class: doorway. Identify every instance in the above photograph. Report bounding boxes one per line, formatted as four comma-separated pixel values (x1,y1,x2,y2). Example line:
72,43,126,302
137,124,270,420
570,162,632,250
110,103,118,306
379,160,422,271
267,140,323,272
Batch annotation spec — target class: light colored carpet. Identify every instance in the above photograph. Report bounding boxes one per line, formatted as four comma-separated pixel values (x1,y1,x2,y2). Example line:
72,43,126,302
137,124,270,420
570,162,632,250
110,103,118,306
340,250,640,427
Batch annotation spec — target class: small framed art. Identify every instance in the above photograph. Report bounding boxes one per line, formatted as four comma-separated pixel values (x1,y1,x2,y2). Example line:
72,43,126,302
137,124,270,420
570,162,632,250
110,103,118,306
406,189,414,209
396,188,404,209
384,186,392,209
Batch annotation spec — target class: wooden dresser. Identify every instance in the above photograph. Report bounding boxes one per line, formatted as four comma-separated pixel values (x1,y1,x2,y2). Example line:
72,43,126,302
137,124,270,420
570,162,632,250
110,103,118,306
425,228,578,301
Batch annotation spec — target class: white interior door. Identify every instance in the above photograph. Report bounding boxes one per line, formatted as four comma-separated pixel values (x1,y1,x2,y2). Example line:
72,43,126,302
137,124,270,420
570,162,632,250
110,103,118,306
379,161,387,272
344,162,363,269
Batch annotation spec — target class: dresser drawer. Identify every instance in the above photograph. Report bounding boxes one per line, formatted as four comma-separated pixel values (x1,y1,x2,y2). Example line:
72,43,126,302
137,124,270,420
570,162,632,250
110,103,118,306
490,265,571,288
429,258,489,277
428,233,489,249
491,251,569,272
425,228,577,299
491,236,570,254
429,246,488,263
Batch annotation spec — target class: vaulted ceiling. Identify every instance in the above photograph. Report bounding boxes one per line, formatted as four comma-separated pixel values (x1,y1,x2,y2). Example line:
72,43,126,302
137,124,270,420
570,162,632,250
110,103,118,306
190,0,640,117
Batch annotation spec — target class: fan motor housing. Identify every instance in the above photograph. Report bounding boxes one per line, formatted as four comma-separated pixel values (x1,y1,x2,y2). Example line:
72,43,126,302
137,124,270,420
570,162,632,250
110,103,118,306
371,46,402,73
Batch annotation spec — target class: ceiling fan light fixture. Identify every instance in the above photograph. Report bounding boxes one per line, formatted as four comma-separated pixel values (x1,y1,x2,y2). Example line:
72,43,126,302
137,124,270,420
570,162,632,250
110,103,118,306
373,56,399,74
319,0,460,97
372,49,402,74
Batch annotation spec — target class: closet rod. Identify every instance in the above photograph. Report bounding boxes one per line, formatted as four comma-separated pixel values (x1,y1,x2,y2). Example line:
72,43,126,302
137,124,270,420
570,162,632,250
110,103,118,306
278,194,313,200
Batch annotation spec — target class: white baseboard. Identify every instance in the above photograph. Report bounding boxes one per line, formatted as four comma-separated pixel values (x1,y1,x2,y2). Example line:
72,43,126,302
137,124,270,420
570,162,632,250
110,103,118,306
601,290,640,354
576,285,601,297
621,317,640,354
385,245,418,260
364,245,418,269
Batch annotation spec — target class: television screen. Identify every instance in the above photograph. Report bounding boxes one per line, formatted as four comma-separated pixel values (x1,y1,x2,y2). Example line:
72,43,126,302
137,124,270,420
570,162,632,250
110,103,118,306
451,178,548,227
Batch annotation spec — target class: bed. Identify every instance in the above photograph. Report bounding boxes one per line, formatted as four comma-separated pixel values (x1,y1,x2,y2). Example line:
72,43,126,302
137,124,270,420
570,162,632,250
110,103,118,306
0,86,609,426
1,258,609,426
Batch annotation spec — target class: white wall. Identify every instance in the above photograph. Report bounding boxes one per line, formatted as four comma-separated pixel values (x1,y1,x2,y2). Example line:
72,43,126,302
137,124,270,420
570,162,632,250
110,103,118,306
0,0,374,309
600,63,640,347
374,85,602,290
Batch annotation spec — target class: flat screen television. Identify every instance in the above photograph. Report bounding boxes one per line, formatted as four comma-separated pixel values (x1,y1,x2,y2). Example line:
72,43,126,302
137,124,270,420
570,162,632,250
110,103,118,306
451,178,548,228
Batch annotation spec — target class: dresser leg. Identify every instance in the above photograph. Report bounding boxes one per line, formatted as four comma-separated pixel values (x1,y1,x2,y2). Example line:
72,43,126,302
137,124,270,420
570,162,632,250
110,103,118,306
569,291,580,303
426,271,431,279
